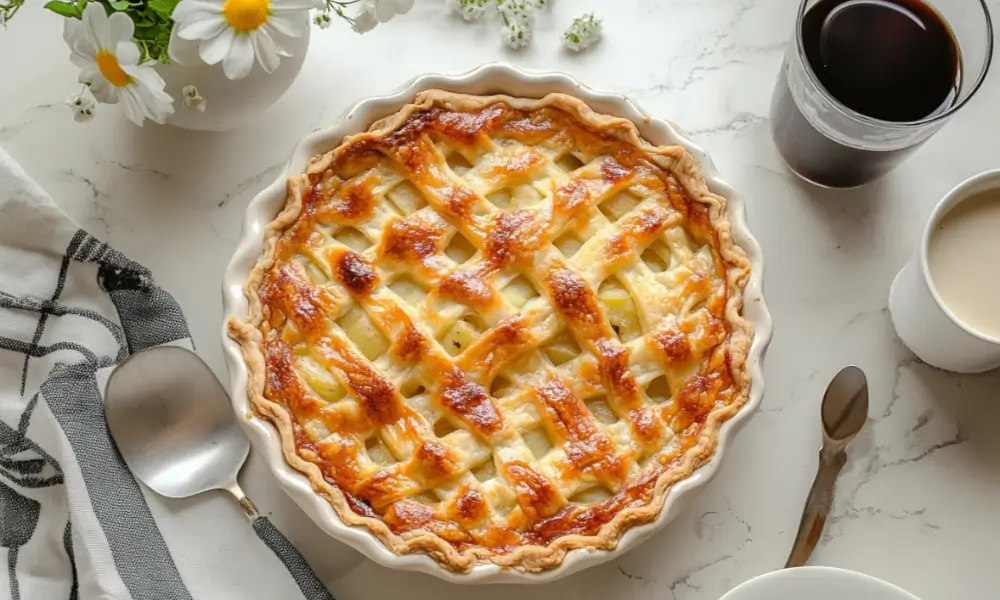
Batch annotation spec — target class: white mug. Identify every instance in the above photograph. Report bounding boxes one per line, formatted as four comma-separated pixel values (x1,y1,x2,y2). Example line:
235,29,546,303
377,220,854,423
889,170,1000,373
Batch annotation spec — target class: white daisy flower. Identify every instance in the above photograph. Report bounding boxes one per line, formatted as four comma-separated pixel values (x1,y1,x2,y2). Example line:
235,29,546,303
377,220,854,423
63,4,174,126
182,85,207,111
171,0,323,80
563,13,602,52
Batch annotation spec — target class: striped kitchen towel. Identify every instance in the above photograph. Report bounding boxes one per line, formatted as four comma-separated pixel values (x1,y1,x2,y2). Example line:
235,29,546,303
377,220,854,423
0,147,334,600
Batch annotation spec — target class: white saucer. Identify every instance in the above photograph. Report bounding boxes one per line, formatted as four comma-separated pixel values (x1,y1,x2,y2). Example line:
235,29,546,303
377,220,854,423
720,567,921,600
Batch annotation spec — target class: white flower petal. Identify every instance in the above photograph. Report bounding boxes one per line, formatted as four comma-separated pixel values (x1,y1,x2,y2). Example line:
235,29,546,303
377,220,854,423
270,0,324,11
106,11,135,45
199,27,235,65
64,19,99,62
71,54,95,72
89,78,117,103
250,30,280,73
77,68,94,86
374,0,395,22
172,0,223,24
266,13,304,37
260,23,294,55
134,83,174,123
222,34,255,79
115,40,141,67
122,65,173,103
168,23,189,64
81,3,111,50
119,88,147,126
177,15,228,41
352,5,379,32
395,0,414,14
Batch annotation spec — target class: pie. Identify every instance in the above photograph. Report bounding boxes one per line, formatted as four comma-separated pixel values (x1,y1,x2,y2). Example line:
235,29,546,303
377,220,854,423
229,91,753,572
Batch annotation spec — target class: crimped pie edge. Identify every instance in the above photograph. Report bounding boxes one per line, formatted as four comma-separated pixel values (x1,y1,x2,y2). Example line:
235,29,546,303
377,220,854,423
228,90,754,573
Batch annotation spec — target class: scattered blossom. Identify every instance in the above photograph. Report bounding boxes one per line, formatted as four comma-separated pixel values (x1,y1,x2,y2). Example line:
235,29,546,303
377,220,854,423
65,92,94,111
66,91,96,123
182,85,207,111
563,12,602,52
73,105,96,122
497,0,534,49
368,0,413,23
313,10,332,28
448,0,488,21
351,1,379,32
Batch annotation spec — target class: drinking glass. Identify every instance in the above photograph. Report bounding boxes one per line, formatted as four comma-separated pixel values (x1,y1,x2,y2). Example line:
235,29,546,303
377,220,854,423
770,0,993,188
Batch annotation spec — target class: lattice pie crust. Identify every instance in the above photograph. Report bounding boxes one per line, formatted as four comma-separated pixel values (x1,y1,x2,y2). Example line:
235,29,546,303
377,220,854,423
229,91,753,572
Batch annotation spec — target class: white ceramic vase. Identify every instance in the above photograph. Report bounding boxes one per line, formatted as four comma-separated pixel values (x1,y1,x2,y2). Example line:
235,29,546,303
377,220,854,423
157,24,311,131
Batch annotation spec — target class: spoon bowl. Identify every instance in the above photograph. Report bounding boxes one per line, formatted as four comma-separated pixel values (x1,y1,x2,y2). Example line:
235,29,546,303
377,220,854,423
104,345,335,599
105,346,249,498
821,365,869,444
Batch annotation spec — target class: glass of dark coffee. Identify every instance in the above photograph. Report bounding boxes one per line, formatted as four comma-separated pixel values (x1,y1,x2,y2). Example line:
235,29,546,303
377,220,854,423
771,0,993,188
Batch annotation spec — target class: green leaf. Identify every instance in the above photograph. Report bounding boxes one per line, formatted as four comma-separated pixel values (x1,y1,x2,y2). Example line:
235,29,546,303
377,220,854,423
108,0,128,9
43,0,81,17
148,0,179,17
75,0,88,11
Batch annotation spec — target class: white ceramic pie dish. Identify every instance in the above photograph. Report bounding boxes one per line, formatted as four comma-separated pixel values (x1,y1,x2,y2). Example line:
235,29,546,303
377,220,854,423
220,63,773,584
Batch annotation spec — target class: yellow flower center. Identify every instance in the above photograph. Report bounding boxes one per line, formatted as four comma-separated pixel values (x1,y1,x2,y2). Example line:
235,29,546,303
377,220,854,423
96,50,132,88
223,0,269,32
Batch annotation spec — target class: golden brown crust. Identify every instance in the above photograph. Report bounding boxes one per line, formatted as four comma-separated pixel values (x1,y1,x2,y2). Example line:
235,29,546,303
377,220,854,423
229,91,753,573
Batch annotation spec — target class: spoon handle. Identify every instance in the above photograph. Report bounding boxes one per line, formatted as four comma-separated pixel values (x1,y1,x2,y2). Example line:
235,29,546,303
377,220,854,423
252,516,336,600
227,483,335,600
785,446,848,568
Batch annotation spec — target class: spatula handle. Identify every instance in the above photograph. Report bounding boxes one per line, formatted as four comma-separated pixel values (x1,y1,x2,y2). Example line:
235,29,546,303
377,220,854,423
226,482,334,600
252,515,335,600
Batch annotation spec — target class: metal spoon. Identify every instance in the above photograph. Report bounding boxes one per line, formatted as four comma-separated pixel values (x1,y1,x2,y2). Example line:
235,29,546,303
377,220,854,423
104,345,334,600
785,365,869,568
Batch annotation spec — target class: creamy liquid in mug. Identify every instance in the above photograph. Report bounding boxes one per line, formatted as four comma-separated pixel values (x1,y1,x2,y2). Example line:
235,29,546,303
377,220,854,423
927,189,1000,339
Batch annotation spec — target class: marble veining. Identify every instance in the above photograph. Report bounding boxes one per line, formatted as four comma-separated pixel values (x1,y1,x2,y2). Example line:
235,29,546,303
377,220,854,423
3,0,1000,597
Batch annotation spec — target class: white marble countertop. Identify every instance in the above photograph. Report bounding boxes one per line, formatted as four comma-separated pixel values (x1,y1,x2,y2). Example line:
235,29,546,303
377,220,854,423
3,0,1000,598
